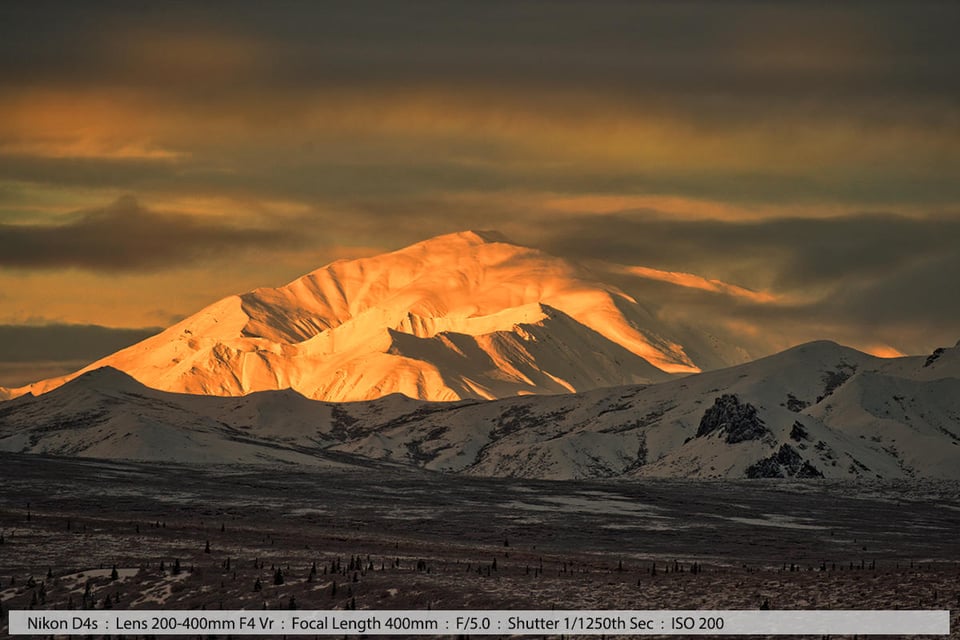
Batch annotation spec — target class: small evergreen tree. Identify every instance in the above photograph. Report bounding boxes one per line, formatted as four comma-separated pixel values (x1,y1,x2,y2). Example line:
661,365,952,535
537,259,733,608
111,565,119,581
273,567,284,585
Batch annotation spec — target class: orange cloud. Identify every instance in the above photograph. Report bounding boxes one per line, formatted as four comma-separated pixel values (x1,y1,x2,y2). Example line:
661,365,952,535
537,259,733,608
0,140,185,161
861,344,907,358
3,86,956,180
0,90,186,160
604,263,782,304
535,193,871,222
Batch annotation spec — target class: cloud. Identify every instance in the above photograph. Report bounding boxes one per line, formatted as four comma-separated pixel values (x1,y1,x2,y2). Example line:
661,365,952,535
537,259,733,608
0,361,89,388
536,211,960,355
0,323,159,387
2,3,958,218
0,154,186,190
2,2,957,116
0,196,301,271
0,323,162,387
861,345,906,359
0,324,158,363
539,211,960,288
0,2,956,359
3,4,959,171
816,250,960,327
600,263,781,304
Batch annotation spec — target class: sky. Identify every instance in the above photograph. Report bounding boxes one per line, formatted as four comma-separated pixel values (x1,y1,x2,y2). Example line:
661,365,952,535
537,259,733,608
1,1,958,386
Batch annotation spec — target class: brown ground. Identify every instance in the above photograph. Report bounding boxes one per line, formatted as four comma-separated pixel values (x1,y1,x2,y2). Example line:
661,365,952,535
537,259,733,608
1,452,957,638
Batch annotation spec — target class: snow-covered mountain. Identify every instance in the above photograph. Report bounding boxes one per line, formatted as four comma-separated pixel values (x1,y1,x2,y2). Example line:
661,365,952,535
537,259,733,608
1,231,752,403
2,340,958,479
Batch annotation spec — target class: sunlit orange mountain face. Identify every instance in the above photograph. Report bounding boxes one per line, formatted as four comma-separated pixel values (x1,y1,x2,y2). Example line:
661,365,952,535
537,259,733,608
4,231,759,402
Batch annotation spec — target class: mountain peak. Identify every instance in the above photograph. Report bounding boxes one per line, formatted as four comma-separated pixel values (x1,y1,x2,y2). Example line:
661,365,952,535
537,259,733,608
10,231,755,402
412,229,513,248
27,367,153,400
71,366,147,391
464,229,511,243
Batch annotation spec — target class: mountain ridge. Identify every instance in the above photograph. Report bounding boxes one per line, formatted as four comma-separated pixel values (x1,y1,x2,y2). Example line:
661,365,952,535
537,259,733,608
3,230,757,402
2,339,957,480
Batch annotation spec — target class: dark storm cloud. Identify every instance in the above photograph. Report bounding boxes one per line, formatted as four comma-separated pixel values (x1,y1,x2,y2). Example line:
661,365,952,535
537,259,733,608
817,251,960,326
0,196,299,271
0,155,186,190
0,361,88,388
1,1,958,120
542,211,960,286
540,211,960,345
2,1,958,223
0,324,159,363
0,1,956,357
6,152,957,215
0,324,160,387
